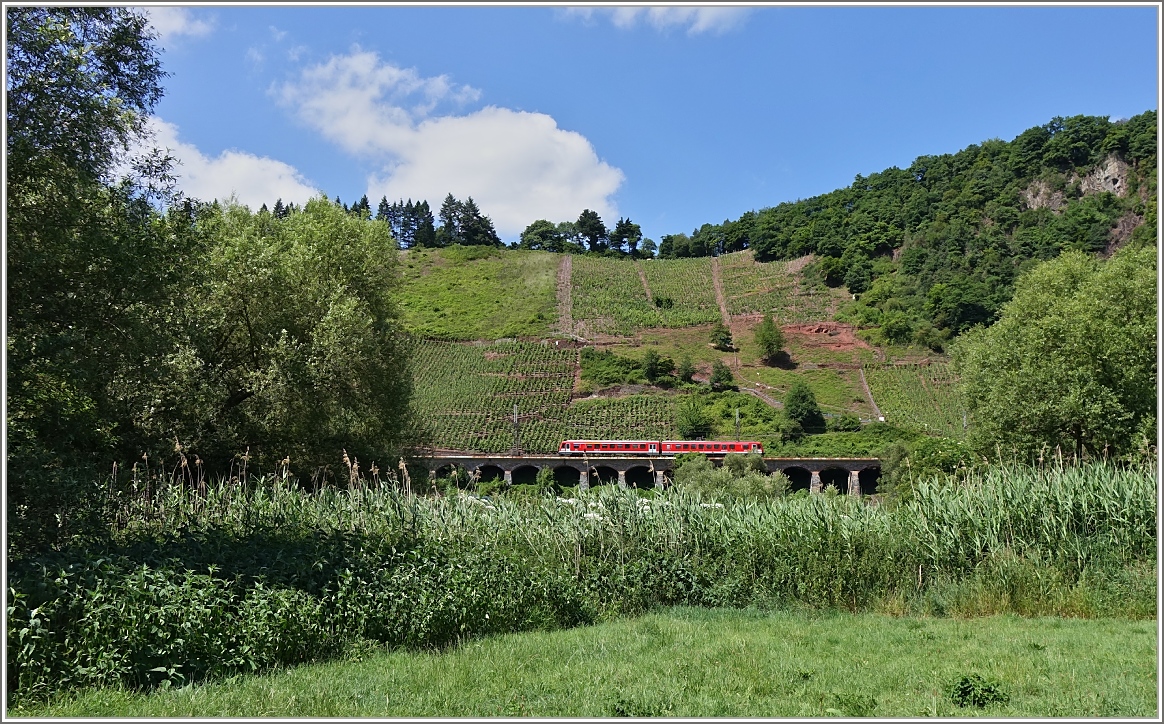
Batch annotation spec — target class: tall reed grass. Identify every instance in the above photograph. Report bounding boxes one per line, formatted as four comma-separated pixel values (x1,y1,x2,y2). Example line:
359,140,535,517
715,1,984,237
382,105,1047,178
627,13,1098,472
6,459,1155,705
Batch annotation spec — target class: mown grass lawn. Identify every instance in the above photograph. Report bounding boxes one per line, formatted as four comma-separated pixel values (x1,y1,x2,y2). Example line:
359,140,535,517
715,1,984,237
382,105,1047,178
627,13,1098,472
18,607,1156,718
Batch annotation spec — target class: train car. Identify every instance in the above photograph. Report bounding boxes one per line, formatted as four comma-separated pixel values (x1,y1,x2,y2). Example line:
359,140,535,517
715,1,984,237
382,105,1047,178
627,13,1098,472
557,440,764,456
558,440,659,455
661,440,763,456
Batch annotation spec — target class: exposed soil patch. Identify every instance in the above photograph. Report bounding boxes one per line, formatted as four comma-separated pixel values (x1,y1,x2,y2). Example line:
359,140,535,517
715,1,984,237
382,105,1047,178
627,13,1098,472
634,260,654,301
782,322,877,354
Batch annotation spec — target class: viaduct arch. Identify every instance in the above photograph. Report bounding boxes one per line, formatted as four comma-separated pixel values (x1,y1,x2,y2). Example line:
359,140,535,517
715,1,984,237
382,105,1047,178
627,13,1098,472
417,455,882,495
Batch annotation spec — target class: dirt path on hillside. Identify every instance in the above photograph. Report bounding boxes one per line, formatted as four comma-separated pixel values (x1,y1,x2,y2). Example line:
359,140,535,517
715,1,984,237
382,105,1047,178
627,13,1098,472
634,260,654,302
711,256,730,325
858,366,883,420
740,386,783,410
556,254,573,338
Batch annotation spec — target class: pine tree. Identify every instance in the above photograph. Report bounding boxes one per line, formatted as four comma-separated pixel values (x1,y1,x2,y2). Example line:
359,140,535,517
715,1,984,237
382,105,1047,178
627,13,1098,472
439,193,461,244
414,200,437,247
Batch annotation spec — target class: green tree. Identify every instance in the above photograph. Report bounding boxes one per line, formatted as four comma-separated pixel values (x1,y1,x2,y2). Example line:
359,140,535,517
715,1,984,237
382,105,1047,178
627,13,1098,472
148,198,419,473
609,216,642,254
676,355,696,384
784,381,825,434
576,209,608,252
709,359,734,391
519,219,562,251
710,322,733,350
953,246,1156,460
754,314,785,363
5,7,190,550
642,349,673,384
675,396,714,439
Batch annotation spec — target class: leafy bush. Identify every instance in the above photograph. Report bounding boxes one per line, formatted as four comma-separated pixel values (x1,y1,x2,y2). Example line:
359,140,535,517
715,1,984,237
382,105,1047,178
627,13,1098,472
947,674,1009,708
675,397,714,439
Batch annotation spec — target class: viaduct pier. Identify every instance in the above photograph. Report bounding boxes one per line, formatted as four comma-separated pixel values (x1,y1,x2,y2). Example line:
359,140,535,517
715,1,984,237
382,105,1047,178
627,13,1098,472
417,454,882,495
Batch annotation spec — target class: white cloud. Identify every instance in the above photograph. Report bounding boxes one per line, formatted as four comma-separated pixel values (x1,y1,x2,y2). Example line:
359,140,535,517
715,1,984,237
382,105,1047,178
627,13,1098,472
563,6,750,35
274,50,623,237
138,117,319,209
139,7,215,42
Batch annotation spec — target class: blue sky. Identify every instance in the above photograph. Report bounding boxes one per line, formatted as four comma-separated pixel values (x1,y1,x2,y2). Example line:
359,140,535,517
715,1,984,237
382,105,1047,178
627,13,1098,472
138,4,1160,243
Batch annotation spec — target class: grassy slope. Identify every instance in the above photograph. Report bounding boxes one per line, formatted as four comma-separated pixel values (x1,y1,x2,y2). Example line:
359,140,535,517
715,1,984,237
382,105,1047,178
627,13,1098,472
397,245,558,340
23,607,1156,718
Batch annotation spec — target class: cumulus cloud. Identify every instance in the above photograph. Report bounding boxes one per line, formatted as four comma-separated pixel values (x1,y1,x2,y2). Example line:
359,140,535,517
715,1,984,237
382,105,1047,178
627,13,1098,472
564,6,750,35
274,50,623,237
138,117,319,209
139,7,215,42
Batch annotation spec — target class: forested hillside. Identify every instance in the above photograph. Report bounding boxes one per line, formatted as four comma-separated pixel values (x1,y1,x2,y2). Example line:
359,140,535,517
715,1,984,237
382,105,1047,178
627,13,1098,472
658,111,1157,348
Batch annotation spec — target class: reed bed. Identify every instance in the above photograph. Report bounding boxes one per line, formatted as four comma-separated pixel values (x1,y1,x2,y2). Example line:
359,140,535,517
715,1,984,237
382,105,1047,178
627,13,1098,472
6,459,1155,705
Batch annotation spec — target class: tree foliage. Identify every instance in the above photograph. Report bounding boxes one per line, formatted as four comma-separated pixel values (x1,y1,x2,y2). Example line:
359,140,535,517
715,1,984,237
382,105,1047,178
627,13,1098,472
675,397,714,439
576,209,608,252
648,110,1156,341
710,322,733,351
709,359,734,391
783,381,825,434
6,10,421,551
754,314,785,363
953,246,1156,460
436,193,500,247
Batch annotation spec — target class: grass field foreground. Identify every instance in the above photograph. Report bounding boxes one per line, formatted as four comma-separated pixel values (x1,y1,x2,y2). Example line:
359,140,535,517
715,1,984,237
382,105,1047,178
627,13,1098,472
19,607,1156,718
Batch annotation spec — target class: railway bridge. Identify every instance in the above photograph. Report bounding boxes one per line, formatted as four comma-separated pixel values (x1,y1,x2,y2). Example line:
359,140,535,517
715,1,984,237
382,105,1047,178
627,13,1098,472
418,454,882,495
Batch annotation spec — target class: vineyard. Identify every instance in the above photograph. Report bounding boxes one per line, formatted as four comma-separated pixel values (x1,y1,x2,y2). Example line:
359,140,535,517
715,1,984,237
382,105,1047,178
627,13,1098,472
863,362,967,439
412,340,682,452
569,255,659,336
562,394,678,441
719,250,839,322
638,257,722,327
411,340,577,453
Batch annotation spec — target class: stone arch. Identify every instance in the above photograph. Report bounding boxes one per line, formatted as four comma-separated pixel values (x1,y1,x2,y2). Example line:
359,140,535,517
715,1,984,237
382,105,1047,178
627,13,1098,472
476,464,505,484
819,466,849,493
592,465,619,486
859,466,881,495
552,465,581,489
783,466,811,493
626,465,654,490
511,465,540,486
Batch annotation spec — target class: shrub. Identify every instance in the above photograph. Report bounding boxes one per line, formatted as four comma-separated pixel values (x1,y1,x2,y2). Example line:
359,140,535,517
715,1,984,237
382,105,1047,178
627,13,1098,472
675,397,714,439
709,359,734,390
947,674,1009,708
710,322,733,350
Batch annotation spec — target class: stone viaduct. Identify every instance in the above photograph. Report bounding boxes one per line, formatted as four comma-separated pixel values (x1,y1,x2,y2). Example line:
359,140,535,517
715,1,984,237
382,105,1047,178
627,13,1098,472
417,454,882,496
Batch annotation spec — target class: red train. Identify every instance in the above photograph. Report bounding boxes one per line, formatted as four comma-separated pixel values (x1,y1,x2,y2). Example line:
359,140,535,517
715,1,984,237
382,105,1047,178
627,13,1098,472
557,440,763,456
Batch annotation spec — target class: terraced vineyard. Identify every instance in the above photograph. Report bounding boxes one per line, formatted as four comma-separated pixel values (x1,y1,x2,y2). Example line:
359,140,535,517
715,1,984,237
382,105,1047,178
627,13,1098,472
411,340,577,453
413,340,682,452
719,250,838,322
638,257,722,327
569,255,658,336
562,394,678,441
864,362,967,438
